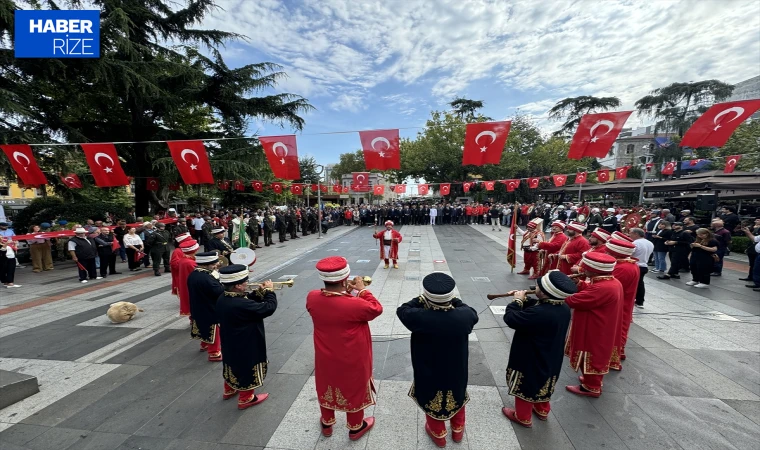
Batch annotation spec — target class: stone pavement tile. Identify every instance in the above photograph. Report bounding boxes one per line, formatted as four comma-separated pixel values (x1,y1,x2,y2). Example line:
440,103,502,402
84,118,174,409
105,329,188,365
0,423,50,446
467,341,496,387
630,394,741,450
21,364,148,427
23,426,90,450
478,341,509,387
366,380,417,450
549,390,628,450
597,359,668,396
496,387,573,450
647,348,760,401
164,440,221,450
623,347,712,398
379,339,413,381
370,341,389,380
590,393,680,450
218,445,263,450
473,324,509,343
277,335,316,375
675,397,760,450
682,349,760,397
266,333,310,375
626,323,676,349
116,435,172,450
463,385,520,450
221,373,310,447
63,431,131,450
723,400,760,427
177,387,250,443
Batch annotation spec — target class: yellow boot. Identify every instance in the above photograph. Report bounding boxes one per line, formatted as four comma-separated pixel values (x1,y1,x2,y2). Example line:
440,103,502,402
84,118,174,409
393,264,399,269
384,263,389,269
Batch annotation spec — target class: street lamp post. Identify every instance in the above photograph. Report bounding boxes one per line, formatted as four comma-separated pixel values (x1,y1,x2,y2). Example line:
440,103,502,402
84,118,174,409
315,165,324,239
638,148,654,205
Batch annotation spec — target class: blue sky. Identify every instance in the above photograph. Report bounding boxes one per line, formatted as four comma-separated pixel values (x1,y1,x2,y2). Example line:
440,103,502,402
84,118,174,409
206,0,760,165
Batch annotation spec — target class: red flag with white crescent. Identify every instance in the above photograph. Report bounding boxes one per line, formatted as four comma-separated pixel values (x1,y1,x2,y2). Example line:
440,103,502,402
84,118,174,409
483,181,495,191
688,159,703,166
462,121,511,166
332,184,341,193
290,184,303,195
271,182,283,194
167,140,214,185
462,182,473,193
342,186,349,194
615,166,630,179
310,184,318,192
146,178,160,191
553,175,567,187
439,183,451,195
60,173,83,188
217,180,230,190
528,177,540,189
394,184,406,194
418,184,429,195
661,161,676,175
260,135,301,180
352,172,369,191
724,155,741,173
80,143,130,187
251,180,264,192
568,111,632,159
645,163,654,172
373,185,385,195
505,179,520,192
597,169,610,183
1,144,48,186
234,180,245,191
575,171,587,184
359,129,400,170
680,99,760,148
320,184,327,193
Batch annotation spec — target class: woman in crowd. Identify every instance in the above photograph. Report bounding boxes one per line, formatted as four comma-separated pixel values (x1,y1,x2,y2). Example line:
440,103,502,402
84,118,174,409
739,217,760,282
651,220,672,273
94,227,120,277
123,227,144,271
0,236,21,288
688,228,718,289
27,224,54,272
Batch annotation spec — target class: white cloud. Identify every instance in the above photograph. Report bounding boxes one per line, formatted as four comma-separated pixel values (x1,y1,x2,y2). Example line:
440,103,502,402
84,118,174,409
329,92,367,112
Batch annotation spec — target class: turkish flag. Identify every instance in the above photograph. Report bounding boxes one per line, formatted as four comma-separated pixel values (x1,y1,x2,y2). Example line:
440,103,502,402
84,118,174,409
260,135,301,180
597,170,610,183
689,159,703,166
645,163,654,172
353,172,369,189
553,175,567,187
271,182,284,194
290,184,303,195
439,183,451,195
374,185,385,195
661,161,676,175
320,184,328,193
80,143,130,187
483,181,495,191
463,182,473,193
234,180,245,191
167,140,214,185
341,186,349,194
168,182,180,191
333,184,341,193
394,184,406,194
462,121,511,166
217,180,230,190
575,172,587,184
60,173,83,188
418,184,429,195
680,99,760,148
568,111,632,159
528,177,540,189
145,177,160,191
251,180,264,192
1,144,48,186
359,129,400,170
505,179,520,192
615,166,630,179
310,184,318,192
724,155,741,173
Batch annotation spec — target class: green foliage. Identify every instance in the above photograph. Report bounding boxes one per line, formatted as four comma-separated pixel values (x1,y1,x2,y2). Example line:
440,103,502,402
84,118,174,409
717,121,760,171
186,195,212,210
330,150,375,182
730,236,751,254
449,98,486,121
548,96,621,136
12,197,131,232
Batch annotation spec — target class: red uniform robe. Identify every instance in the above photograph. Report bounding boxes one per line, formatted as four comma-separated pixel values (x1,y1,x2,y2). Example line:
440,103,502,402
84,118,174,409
175,255,196,316
564,277,624,375
169,247,184,295
588,244,607,254
520,229,545,273
537,232,568,273
612,259,641,362
373,229,402,260
557,236,591,275
307,289,383,413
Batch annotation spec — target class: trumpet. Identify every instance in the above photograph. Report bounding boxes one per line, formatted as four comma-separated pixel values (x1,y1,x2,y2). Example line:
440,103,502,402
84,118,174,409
487,289,537,300
347,276,373,287
247,279,295,291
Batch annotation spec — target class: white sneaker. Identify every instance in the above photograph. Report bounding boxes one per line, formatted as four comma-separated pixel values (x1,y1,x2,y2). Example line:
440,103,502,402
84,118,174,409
16,265,26,269
96,276,103,280
81,280,88,284
685,281,698,286
694,283,709,288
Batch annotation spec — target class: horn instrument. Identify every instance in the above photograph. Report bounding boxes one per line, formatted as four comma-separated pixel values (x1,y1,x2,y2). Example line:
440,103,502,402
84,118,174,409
347,276,373,287
247,279,295,290
486,289,536,300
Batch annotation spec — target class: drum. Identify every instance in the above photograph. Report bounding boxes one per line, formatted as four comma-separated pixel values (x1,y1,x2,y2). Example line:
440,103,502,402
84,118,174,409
230,247,257,271
576,213,587,223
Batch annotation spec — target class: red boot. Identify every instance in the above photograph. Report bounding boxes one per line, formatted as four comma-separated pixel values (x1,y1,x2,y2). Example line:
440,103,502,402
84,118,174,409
566,385,600,398
517,269,530,275
349,417,375,441
502,407,532,428
238,393,269,410
424,422,447,447
451,427,464,443
208,352,222,362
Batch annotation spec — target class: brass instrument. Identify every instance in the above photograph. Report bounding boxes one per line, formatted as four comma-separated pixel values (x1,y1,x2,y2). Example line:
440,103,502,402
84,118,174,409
487,290,537,300
347,276,373,287
247,279,295,291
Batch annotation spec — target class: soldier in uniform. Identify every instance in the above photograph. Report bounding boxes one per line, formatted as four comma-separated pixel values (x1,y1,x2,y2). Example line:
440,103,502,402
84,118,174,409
263,211,275,246
201,216,214,249
246,213,261,249
146,222,172,276
288,209,299,239
172,217,190,244
188,251,224,361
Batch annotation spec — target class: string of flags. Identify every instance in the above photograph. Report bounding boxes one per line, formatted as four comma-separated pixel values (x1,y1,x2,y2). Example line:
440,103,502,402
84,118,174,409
2,99,759,189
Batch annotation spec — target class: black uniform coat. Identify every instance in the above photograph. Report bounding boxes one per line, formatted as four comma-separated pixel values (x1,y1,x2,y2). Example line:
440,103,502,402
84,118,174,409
217,289,278,391
188,268,225,343
397,297,478,420
503,298,570,403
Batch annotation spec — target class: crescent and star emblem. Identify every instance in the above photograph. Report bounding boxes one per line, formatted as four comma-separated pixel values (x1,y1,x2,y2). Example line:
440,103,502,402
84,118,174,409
64,176,77,186
589,120,615,143
180,149,200,170
357,174,366,183
94,152,115,173
272,142,289,165
713,107,744,131
12,151,31,171
371,137,391,158
557,177,565,183
475,130,497,152
727,158,737,166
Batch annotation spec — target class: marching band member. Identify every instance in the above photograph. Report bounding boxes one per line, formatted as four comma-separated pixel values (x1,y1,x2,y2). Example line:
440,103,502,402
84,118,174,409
373,220,403,269
535,221,567,277
170,232,192,296
555,222,590,275
217,264,277,409
207,227,234,266
604,239,640,366
306,256,382,441
397,273,478,447
612,231,634,243
502,270,576,428
187,251,224,361
587,228,611,254
564,253,623,398
518,218,544,278
172,238,199,318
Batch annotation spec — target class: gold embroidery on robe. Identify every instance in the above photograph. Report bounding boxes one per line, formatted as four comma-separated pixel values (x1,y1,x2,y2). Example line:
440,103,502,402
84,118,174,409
319,378,377,413
425,391,443,412
223,361,268,391
445,391,458,411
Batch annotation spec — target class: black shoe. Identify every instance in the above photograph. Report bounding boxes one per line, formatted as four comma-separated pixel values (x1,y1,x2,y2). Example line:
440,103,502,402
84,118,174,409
657,275,670,280
670,275,681,279
635,302,644,309
154,272,161,277
739,277,753,281
710,273,721,277
110,272,122,275
746,284,760,288
164,268,171,273
754,288,760,292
